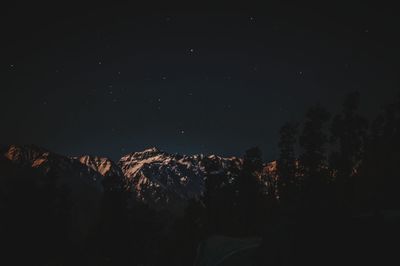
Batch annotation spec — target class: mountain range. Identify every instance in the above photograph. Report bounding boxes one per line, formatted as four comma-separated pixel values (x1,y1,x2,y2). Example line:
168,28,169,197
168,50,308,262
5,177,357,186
0,144,276,211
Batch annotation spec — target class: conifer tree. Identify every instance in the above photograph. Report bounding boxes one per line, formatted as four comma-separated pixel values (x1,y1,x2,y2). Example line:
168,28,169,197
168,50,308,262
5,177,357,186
277,122,299,205
234,147,266,235
299,105,331,206
330,92,368,207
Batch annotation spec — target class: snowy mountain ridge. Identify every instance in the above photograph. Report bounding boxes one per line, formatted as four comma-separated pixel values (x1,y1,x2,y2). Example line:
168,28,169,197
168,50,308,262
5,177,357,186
1,144,265,209
118,147,241,208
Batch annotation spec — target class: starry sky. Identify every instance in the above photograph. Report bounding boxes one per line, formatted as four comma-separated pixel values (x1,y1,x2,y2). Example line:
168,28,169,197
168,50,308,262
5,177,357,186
2,3,399,161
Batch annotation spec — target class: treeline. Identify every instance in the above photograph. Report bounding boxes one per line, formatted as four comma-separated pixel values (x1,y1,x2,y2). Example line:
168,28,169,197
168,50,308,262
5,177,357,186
276,91,400,213
171,91,400,265
183,92,400,236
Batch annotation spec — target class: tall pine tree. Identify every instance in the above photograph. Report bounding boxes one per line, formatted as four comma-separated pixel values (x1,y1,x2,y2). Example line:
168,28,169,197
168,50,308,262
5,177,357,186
299,105,331,208
330,92,368,208
277,122,299,205
234,147,266,235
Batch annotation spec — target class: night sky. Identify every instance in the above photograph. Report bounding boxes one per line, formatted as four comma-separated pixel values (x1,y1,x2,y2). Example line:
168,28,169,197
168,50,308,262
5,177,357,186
2,3,399,161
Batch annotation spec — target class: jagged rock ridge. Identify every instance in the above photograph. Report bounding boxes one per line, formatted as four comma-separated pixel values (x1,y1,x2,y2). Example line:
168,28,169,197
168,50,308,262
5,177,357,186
119,147,241,209
1,145,264,209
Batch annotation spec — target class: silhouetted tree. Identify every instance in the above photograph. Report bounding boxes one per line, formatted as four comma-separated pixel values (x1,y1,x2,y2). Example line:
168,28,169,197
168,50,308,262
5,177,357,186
358,93,400,211
330,92,368,209
202,156,238,235
86,171,165,266
277,122,299,205
234,147,268,235
164,199,206,266
299,105,331,208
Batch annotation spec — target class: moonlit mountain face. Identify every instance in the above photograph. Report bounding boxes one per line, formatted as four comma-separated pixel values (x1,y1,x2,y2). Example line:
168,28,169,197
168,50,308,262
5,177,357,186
119,147,242,209
76,155,123,178
1,144,278,211
3,145,105,189
1,145,247,210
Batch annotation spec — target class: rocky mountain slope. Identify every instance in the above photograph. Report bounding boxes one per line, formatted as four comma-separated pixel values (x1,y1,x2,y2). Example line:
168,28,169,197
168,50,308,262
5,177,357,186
119,147,241,209
75,155,123,178
2,145,105,190
1,145,271,210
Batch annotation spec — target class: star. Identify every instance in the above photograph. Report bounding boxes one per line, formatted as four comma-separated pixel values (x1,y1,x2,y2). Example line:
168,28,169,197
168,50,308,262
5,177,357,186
249,16,256,22
10,64,15,68
161,76,167,80
98,61,102,65
188,48,195,54
180,130,185,134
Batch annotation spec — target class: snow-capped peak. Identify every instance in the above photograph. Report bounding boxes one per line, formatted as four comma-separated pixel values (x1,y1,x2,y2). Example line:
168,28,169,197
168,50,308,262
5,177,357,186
118,148,241,209
1,145,248,211
75,155,123,177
